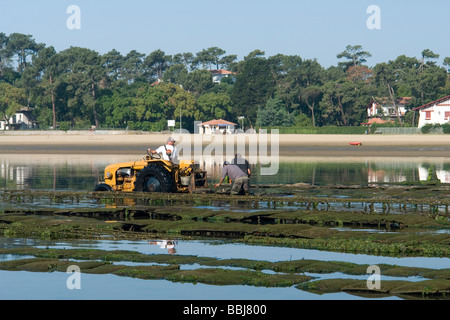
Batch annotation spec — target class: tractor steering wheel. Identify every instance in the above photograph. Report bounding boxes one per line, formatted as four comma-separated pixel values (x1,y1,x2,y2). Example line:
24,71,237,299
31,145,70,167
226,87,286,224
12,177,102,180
147,149,162,160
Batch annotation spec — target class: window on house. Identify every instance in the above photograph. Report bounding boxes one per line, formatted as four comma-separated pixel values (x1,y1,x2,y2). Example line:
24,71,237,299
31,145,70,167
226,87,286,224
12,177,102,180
425,111,432,120
445,111,450,120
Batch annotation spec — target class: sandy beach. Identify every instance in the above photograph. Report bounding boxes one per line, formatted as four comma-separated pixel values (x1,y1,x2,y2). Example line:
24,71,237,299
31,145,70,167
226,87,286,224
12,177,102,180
0,132,449,157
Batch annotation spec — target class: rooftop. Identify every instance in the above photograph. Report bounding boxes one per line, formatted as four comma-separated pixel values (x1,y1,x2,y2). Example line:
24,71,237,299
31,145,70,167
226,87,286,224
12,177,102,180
197,119,238,126
413,95,450,111
361,118,394,126
209,69,234,75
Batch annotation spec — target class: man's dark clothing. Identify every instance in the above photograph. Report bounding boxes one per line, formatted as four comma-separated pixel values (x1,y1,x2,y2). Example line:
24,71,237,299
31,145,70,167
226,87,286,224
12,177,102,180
221,164,247,181
231,155,250,177
222,164,250,195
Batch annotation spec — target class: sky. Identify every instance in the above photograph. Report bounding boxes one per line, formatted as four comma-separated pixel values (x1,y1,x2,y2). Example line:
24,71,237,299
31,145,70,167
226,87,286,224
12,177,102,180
1,0,449,68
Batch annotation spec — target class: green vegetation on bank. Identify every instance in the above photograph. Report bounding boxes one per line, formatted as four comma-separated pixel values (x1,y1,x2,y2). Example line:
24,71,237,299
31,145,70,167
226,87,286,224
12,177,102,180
421,123,450,134
266,126,367,134
1,33,449,132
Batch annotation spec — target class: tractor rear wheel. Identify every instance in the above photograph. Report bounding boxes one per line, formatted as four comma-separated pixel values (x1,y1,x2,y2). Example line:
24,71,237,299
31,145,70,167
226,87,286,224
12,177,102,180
134,164,174,193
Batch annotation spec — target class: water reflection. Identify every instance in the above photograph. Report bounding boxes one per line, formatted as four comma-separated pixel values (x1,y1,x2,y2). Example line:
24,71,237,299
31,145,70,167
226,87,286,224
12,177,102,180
0,154,128,191
418,165,450,183
0,237,447,300
0,270,371,300
0,155,449,191
148,240,178,254
2,237,449,269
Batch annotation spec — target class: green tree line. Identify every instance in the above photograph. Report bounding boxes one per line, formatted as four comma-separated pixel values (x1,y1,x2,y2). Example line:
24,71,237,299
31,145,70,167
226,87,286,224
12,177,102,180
1,33,449,131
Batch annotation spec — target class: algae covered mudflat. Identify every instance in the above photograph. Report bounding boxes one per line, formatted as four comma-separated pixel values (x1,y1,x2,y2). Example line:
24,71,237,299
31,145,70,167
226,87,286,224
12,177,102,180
1,183,449,299
1,246,449,299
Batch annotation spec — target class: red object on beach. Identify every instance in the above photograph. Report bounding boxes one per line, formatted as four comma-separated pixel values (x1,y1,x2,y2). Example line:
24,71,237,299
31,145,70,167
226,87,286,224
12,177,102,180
349,142,362,146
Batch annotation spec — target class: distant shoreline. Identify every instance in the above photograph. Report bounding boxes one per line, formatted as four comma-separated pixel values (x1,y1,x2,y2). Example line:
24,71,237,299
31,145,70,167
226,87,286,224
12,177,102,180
1,132,450,157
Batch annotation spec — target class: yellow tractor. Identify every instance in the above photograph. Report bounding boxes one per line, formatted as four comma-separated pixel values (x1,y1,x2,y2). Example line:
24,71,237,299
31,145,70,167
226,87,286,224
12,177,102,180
94,151,208,194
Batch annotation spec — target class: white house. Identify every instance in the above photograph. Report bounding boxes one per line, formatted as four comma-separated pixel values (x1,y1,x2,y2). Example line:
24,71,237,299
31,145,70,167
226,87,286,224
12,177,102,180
367,97,412,119
413,95,450,128
209,69,236,84
197,119,237,135
0,108,37,131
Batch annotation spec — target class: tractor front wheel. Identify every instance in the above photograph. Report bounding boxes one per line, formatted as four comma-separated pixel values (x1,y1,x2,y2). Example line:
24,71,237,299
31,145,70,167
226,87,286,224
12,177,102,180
134,164,174,193
94,183,113,192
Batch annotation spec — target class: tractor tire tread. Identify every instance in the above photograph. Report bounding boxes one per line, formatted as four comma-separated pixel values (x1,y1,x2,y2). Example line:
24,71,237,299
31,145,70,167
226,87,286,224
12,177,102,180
134,163,174,193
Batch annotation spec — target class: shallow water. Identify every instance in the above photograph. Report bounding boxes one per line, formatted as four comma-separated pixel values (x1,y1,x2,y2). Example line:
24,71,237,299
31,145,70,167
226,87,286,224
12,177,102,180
2,270,377,300
3,237,445,300
16,238,448,270
1,155,449,191
1,154,449,300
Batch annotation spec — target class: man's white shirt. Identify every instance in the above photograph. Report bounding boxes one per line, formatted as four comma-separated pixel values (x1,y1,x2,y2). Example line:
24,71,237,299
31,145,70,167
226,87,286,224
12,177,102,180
155,144,178,161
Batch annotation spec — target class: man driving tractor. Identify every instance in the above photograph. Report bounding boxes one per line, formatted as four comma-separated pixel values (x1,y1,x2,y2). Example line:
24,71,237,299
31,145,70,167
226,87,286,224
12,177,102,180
147,137,178,162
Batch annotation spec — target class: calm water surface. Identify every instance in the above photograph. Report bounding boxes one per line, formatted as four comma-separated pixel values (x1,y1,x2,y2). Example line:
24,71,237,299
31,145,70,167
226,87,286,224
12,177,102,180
3,237,448,300
1,154,449,191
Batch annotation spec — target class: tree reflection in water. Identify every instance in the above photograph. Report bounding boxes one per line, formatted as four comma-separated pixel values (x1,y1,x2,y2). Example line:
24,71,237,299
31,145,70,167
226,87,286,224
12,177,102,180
0,155,449,191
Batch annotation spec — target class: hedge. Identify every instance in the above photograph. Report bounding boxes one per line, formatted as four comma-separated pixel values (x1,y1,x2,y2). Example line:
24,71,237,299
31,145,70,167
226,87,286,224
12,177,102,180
266,126,367,134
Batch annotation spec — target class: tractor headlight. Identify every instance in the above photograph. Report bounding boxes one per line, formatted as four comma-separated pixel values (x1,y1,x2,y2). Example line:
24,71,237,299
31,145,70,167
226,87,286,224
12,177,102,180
106,171,112,179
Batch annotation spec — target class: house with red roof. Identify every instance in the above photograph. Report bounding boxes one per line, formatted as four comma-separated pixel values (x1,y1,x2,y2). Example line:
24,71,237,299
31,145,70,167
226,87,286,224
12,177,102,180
209,69,236,84
413,95,450,127
197,119,237,135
